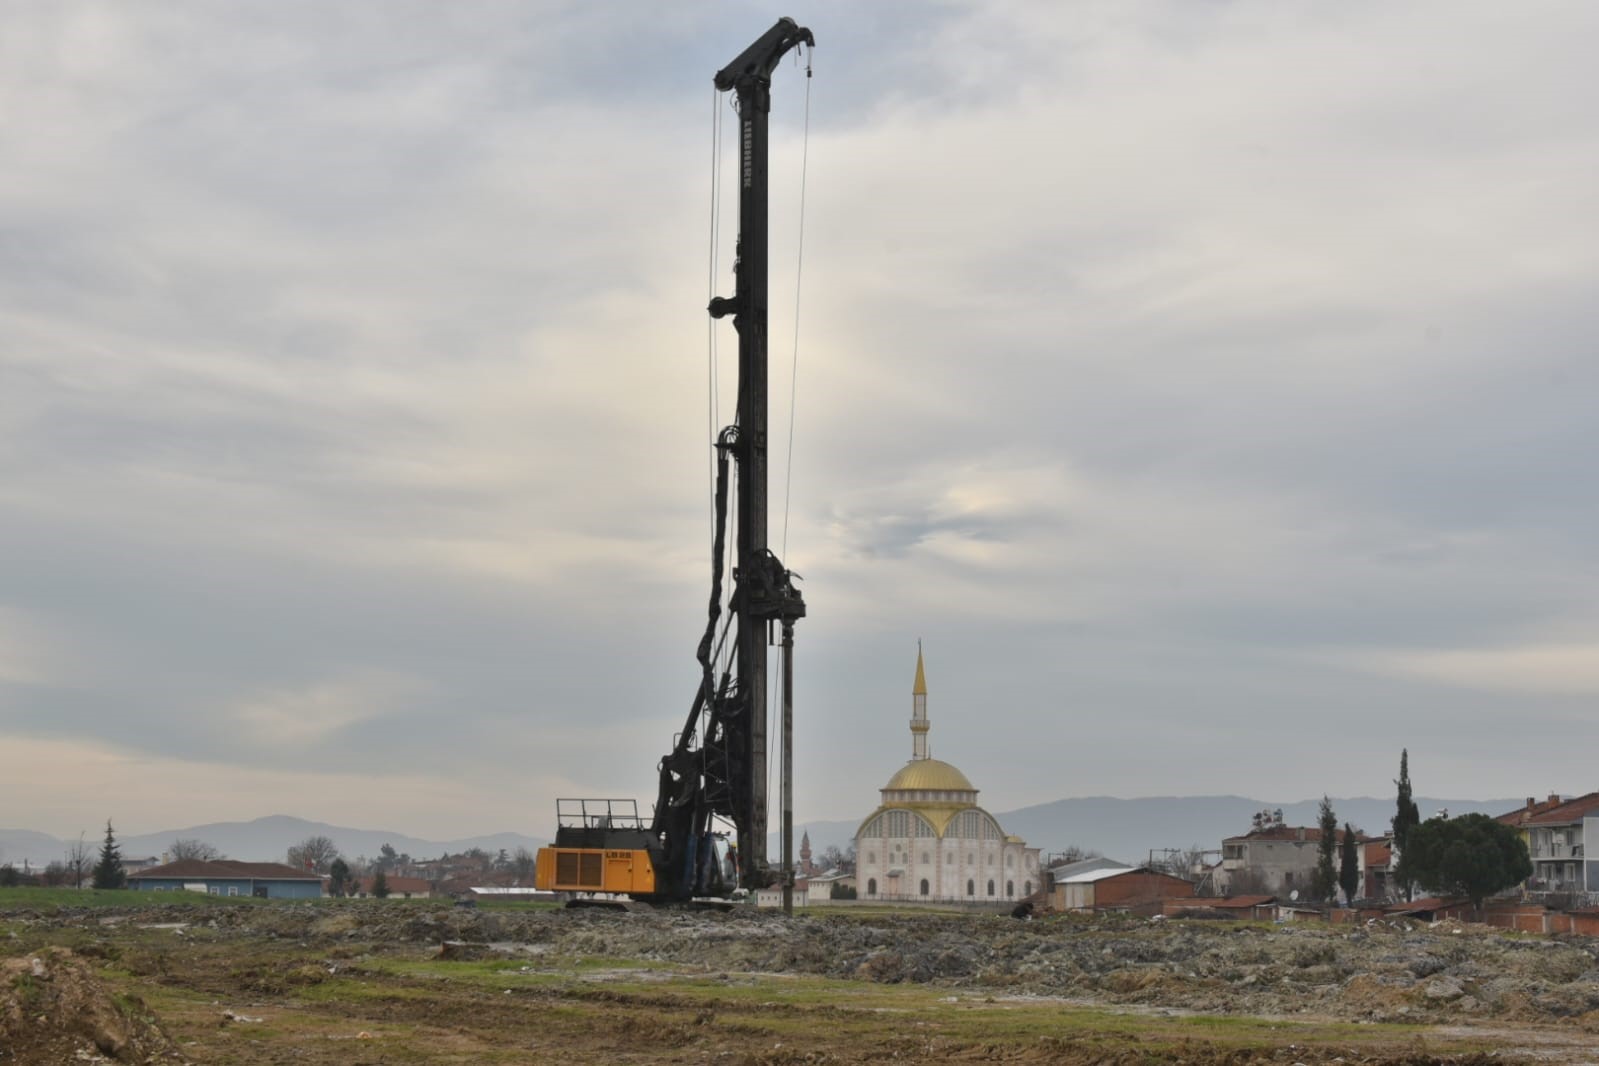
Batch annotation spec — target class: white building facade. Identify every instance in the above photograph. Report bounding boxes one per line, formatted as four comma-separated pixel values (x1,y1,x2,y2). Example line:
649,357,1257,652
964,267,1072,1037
853,650,1040,903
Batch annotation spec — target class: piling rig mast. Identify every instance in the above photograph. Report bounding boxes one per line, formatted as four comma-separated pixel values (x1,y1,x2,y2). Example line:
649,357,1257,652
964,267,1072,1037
536,18,811,903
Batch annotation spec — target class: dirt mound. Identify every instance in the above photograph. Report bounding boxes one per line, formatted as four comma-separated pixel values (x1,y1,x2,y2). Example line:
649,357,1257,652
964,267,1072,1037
1,948,182,1064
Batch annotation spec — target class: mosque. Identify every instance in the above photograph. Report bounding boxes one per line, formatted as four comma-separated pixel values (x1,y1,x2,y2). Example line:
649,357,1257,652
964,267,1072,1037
853,649,1041,903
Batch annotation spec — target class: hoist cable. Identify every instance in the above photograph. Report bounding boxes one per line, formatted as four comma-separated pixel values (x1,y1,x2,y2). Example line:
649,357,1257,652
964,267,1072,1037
772,46,813,840
780,48,812,560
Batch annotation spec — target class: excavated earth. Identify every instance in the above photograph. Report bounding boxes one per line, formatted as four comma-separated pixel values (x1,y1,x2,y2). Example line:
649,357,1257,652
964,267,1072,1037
6,902,1599,1063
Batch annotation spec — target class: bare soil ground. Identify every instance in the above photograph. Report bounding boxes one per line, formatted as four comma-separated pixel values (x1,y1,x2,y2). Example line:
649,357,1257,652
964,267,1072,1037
5,900,1599,1064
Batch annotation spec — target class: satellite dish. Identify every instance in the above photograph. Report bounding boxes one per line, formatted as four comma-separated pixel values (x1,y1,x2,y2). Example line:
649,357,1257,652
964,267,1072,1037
1289,890,1299,901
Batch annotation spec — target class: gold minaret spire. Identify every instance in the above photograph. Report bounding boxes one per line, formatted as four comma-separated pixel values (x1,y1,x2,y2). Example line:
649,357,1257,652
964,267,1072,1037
911,641,929,760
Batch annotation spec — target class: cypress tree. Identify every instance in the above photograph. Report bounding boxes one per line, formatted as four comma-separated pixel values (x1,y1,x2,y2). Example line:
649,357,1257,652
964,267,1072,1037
1311,796,1339,901
91,819,126,890
1392,749,1422,899
1339,821,1361,904
1393,749,1421,849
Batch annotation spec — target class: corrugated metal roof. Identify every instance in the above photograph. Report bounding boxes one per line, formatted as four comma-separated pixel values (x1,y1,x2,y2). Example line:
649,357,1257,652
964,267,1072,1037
1059,866,1165,884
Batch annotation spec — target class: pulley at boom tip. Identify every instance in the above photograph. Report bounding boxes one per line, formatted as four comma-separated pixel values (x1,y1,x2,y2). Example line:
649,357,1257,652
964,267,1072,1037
713,18,814,92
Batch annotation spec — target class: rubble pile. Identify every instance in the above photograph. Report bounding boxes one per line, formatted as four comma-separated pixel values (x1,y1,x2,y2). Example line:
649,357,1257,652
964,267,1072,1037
13,903,1599,1028
513,910,1599,1024
0,948,181,1064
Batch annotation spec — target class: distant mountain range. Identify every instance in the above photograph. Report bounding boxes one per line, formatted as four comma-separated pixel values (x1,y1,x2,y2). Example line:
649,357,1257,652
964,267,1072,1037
1,796,1525,871
0,815,547,870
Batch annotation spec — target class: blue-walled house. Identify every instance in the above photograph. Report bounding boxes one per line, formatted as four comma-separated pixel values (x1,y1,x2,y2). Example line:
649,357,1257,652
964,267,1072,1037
127,859,324,899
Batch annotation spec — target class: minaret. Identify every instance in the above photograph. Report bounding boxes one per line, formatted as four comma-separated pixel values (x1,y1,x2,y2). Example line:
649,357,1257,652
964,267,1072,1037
911,642,929,761
799,831,812,875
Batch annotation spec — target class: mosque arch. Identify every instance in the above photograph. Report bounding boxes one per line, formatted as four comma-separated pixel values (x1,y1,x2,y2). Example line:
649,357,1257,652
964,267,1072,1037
858,809,939,840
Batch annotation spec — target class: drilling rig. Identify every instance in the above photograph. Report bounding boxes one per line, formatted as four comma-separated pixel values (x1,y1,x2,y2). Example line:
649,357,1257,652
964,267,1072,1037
535,18,813,905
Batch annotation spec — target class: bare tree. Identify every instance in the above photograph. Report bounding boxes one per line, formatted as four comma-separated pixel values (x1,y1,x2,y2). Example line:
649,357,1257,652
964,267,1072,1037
1050,846,1103,866
512,847,535,883
286,835,341,873
169,838,224,862
65,834,93,889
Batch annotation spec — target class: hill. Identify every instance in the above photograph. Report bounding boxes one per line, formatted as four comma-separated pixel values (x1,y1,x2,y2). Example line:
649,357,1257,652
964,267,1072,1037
3,795,1528,871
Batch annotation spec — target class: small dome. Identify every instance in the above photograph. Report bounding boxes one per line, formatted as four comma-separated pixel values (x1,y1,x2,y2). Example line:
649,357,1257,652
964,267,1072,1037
884,758,975,793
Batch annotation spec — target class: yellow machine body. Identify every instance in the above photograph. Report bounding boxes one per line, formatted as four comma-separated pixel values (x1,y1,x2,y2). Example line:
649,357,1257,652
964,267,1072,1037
535,847,657,896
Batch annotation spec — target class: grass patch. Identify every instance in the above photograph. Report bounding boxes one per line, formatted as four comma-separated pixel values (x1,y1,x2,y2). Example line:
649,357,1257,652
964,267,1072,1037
11,972,44,1010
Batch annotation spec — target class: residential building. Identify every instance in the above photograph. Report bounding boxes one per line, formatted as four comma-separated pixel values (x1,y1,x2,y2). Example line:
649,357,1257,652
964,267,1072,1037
127,859,323,899
357,875,433,899
804,870,856,898
755,885,810,908
1362,838,1393,900
1504,791,1599,897
1219,814,1359,898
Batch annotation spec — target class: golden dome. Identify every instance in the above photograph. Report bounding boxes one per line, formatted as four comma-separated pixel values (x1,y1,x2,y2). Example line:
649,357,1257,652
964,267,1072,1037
884,758,975,793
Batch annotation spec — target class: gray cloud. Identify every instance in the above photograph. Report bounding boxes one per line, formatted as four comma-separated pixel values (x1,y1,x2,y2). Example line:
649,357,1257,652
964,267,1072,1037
3,1,1598,839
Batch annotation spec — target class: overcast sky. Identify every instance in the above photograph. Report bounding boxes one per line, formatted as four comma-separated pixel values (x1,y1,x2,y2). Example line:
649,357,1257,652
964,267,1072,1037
4,1,1597,842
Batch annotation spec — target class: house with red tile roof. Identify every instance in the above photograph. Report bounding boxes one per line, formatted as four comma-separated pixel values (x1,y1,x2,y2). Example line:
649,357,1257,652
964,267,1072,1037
1500,791,1599,898
356,875,434,899
127,859,323,899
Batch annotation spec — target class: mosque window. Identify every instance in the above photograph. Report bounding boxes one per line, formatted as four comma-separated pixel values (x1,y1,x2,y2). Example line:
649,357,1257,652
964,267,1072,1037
945,851,953,864
1006,880,1014,897
986,880,995,896
1024,880,1032,896
921,852,929,865
919,879,929,896
879,809,937,839
867,878,877,897
1006,854,1013,868
966,879,974,896
867,852,876,864
953,810,1003,841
